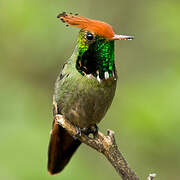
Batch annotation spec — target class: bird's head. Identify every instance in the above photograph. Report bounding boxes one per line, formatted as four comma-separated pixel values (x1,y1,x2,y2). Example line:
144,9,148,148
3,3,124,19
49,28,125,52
57,12,134,81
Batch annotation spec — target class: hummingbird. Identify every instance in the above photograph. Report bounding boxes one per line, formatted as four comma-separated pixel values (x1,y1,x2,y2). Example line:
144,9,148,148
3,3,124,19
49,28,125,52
48,12,134,175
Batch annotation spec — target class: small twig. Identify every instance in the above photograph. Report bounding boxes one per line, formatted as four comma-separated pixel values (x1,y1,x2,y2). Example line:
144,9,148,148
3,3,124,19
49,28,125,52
55,114,139,180
147,173,156,180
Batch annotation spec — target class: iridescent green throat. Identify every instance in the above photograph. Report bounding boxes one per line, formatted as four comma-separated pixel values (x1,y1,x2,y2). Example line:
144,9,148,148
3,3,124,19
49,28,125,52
76,31,115,80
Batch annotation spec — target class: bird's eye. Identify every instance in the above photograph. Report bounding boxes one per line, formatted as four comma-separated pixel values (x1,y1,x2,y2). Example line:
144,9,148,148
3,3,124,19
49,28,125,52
86,32,94,41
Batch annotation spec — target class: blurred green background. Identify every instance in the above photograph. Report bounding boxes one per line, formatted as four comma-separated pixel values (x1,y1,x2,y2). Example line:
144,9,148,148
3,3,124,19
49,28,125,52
0,0,180,179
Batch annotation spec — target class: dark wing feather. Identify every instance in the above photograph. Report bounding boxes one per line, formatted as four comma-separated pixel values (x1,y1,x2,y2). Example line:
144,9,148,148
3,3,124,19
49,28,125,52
48,120,81,174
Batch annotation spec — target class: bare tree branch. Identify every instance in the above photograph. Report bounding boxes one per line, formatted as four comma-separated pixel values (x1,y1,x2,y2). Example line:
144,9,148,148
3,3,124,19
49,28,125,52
55,114,156,180
147,173,156,180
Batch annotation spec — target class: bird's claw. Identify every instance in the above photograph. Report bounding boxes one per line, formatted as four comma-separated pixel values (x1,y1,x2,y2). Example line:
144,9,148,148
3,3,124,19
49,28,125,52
82,125,99,137
73,125,99,139
73,126,82,140
87,125,99,136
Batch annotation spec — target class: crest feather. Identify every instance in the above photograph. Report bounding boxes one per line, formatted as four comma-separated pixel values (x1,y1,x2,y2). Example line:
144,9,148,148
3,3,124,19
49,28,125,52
57,12,115,40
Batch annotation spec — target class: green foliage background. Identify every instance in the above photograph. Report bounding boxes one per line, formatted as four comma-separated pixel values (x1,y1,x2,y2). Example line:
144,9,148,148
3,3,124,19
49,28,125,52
0,0,180,179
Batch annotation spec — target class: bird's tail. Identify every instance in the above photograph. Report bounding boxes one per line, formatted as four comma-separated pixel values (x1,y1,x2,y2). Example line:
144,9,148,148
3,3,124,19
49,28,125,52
48,121,81,174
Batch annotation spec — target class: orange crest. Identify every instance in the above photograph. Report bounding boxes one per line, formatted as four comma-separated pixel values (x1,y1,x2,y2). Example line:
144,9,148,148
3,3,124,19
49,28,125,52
57,12,115,40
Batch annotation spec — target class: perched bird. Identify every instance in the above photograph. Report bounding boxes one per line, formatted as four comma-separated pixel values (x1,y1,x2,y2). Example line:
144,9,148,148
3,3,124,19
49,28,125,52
48,12,134,175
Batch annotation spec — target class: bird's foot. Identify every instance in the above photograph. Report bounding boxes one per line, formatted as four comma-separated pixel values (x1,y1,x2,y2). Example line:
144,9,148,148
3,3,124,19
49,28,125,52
82,125,99,138
73,125,99,139
88,125,99,136
73,126,82,140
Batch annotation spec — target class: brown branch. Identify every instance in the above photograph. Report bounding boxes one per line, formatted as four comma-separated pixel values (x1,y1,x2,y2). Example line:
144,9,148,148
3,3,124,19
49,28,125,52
55,114,155,180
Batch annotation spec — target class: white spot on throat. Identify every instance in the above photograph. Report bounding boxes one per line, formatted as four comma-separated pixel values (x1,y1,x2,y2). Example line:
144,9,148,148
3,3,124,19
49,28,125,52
86,70,116,83
97,75,101,82
104,71,109,79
